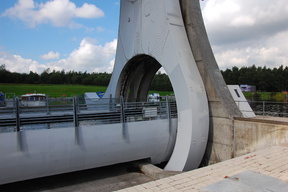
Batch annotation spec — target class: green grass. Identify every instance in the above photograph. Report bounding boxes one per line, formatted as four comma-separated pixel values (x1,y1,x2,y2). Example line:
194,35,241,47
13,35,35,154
243,92,287,101
148,91,174,96
0,84,107,98
2,83,286,101
0,83,174,98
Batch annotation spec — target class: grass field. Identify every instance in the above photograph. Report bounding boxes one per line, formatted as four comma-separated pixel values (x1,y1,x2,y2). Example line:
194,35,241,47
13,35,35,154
0,83,174,98
1,83,286,101
0,84,107,98
243,92,287,101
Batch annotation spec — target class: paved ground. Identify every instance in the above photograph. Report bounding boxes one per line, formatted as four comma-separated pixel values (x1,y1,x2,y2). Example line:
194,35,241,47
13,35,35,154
0,163,155,192
117,145,288,192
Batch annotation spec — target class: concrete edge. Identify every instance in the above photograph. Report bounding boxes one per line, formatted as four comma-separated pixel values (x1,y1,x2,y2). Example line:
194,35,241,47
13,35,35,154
132,161,181,180
234,117,288,125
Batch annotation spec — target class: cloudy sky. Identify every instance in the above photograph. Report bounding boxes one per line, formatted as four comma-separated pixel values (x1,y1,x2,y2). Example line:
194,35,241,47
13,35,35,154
0,0,287,74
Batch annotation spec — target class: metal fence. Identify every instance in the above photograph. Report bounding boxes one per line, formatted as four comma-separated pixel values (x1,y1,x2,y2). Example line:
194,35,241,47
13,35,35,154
236,100,288,117
0,96,177,132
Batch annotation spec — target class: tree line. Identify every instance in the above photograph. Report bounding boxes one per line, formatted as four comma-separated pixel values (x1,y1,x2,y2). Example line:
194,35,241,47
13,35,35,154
0,65,173,91
1,64,287,92
0,65,111,86
221,65,288,92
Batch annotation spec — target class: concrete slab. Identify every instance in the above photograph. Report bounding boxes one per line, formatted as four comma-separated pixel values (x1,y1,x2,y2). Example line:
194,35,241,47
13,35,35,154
117,146,288,191
200,170,288,192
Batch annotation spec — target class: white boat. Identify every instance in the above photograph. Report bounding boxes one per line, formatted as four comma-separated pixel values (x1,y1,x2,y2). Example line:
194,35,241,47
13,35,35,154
148,93,160,102
20,93,47,107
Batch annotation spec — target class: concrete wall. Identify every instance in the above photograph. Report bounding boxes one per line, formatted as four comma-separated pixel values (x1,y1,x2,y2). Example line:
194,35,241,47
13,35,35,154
203,117,288,166
234,118,288,157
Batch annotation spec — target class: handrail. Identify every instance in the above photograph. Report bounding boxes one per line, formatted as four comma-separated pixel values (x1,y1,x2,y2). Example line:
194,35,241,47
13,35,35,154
235,100,288,117
0,96,178,133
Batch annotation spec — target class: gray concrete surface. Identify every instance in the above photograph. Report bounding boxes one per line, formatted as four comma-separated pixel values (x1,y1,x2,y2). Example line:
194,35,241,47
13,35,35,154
0,162,154,192
117,145,288,191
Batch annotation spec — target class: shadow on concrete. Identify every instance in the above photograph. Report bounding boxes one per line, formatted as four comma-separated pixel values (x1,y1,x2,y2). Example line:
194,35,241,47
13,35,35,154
0,162,154,192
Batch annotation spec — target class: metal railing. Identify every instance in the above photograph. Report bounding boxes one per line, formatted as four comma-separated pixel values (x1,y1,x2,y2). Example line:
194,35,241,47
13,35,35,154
0,96,177,132
235,100,288,117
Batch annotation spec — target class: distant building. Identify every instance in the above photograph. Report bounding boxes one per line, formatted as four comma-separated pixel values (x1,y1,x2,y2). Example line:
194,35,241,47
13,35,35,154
240,85,256,92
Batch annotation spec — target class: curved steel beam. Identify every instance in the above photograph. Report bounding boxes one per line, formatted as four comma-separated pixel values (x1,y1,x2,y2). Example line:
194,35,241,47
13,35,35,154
105,0,209,171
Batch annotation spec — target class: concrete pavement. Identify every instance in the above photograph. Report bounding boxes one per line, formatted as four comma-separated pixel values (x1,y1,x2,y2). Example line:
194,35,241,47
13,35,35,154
117,145,288,191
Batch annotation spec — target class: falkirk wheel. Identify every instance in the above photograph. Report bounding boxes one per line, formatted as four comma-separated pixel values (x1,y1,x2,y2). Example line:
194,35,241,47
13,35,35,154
105,0,209,171
0,0,244,185
104,0,242,171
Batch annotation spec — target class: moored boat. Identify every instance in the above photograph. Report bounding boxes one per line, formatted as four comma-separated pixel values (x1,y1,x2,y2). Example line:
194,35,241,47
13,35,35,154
20,93,47,107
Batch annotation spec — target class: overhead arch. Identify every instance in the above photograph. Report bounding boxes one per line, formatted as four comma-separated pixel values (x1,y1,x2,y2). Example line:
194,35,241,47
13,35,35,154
116,54,161,101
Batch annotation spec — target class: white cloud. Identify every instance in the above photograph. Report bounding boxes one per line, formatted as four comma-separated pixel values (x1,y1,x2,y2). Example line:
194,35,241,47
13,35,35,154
57,38,117,73
75,3,104,18
2,0,104,27
40,51,60,60
0,51,46,73
212,30,288,70
202,0,288,45
201,0,288,69
0,38,117,74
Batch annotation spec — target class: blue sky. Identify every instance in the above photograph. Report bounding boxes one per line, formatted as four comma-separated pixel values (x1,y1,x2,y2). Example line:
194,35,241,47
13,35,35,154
0,0,119,58
0,0,288,74
0,0,120,73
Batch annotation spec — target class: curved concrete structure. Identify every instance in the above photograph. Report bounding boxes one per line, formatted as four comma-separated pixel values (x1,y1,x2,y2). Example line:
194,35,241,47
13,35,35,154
104,0,209,171
180,0,243,165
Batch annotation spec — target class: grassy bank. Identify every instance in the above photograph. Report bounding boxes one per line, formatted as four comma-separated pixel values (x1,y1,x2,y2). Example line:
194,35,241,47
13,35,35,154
0,83,174,98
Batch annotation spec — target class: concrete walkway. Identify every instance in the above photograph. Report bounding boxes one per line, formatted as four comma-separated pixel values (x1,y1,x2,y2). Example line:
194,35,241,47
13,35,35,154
117,145,288,191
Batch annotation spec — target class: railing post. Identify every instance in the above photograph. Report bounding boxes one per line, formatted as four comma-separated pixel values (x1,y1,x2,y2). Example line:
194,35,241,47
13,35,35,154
73,97,79,127
77,96,80,113
46,96,50,115
73,97,80,145
120,96,125,123
263,101,265,117
120,96,127,140
109,94,113,111
15,97,20,132
166,95,171,119
13,96,16,116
